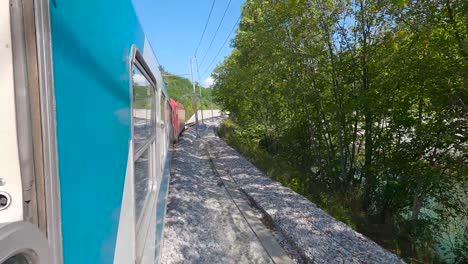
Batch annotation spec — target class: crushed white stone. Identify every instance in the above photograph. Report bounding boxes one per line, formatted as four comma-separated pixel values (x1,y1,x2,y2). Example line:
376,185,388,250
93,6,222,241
161,123,275,264
204,118,405,264
162,117,404,264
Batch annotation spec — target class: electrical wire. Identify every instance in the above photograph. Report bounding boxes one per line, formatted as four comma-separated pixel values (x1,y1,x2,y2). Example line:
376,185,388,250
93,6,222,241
194,0,217,57
201,15,241,78
198,0,233,69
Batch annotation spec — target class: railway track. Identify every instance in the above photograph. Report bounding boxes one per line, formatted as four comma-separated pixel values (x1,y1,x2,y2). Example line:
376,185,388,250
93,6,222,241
162,118,404,264
161,120,296,264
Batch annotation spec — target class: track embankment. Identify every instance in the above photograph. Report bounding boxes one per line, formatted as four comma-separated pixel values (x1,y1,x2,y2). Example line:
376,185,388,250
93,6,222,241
162,118,404,264
205,120,405,264
161,120,294,264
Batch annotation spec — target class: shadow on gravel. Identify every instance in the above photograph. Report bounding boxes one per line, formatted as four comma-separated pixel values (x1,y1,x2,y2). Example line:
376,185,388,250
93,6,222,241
161,124,274,264
209,128,404,264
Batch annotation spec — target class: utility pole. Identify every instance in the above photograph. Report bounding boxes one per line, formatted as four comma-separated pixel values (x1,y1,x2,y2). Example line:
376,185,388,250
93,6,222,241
211,96,214,121
199,85,204,124
190,58,199,136
195,57,204,124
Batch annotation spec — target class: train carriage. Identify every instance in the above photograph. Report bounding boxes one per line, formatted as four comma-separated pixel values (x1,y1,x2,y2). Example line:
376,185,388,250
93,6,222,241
0,0,182,263
169,99,186,142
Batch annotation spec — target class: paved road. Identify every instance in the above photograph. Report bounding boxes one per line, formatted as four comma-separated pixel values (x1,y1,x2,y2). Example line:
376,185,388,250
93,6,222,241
161,122,278,264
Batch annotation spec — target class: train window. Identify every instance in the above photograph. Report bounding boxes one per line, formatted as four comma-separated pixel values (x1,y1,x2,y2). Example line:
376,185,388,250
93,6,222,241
160,94,166,124
2,253,32,264
131,60,156,226
165,101,170,124
165,101,171,133
132,66,155,151
166,101,171,142
134,148,150,221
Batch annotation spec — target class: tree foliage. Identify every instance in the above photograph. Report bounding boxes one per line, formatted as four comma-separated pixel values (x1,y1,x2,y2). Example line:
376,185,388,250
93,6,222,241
212,0,467,262
161,68,216,121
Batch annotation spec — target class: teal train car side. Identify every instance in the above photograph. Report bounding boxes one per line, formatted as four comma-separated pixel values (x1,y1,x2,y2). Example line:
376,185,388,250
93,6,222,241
0,0,176,263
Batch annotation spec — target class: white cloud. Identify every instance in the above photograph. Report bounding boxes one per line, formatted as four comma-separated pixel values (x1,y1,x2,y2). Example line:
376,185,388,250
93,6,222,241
203,76,215,88
133,73,149,86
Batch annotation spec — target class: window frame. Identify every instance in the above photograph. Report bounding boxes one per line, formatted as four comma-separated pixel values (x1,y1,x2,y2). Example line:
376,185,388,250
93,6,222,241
131,56,157,160
131,53,156,153
130,49,158,231
160,92,166,125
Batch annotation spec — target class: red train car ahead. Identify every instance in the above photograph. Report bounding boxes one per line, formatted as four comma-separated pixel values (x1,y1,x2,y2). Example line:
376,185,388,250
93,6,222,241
170,99,185,142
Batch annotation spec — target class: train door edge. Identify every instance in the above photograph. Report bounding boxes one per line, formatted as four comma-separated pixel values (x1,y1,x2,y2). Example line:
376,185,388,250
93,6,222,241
0,0,63,263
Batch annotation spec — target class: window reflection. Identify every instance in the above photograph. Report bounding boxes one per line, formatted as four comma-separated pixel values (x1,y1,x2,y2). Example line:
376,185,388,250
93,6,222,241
132,66,155,151
160,94,166,123
3,254,31,264
135,148,151,222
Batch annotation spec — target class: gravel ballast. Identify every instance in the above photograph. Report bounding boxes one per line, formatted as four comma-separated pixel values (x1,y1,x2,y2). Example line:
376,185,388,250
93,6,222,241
205,119,404,264
162,118,404,264
161,123,276,264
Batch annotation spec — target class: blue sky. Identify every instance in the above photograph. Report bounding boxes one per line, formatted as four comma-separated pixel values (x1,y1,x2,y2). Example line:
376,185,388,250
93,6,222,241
132,0,245,87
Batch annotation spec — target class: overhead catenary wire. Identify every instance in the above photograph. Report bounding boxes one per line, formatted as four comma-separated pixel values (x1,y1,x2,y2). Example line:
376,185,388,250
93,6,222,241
198,0,233,69
194,0,217,57
201,15,241,78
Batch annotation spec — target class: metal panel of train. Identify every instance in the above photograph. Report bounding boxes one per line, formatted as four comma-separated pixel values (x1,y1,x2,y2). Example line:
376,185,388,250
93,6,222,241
0,0,184,263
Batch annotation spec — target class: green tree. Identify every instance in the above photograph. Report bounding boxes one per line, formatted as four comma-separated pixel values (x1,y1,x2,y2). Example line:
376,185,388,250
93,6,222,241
212,0,467,261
